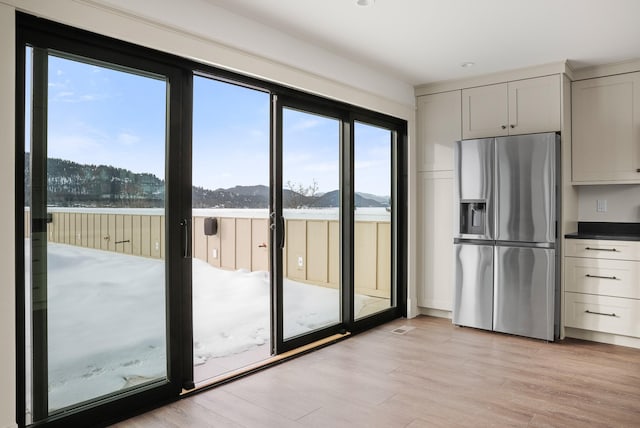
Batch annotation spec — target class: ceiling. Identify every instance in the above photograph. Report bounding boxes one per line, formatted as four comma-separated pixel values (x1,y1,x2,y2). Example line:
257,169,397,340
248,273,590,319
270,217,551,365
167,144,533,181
203,0,640,86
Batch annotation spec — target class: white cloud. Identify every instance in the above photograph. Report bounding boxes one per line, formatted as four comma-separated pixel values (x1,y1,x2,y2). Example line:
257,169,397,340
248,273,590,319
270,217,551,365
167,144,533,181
48,134,103,155
55,91,75,99
354,160,380,169
304,161,339,173
117,132,141,145
283,152,312,164
288,118,321,132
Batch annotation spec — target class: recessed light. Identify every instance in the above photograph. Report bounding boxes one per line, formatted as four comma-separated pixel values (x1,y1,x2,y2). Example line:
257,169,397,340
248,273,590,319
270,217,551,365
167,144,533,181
461,62,475,68
356,0,375,6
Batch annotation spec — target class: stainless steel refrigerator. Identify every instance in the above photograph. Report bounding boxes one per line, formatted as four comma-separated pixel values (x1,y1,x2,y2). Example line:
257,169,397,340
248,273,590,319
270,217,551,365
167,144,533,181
453,132,559,341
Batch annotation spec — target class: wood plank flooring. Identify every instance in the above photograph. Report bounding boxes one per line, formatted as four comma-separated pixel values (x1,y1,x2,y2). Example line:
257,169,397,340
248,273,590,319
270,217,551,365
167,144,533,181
111,316,640,427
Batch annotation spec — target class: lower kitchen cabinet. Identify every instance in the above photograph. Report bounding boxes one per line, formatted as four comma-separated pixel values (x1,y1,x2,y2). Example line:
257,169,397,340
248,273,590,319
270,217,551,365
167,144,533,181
565,292,640,338
564,239,640,343
417,171,454,312
565,256,640,299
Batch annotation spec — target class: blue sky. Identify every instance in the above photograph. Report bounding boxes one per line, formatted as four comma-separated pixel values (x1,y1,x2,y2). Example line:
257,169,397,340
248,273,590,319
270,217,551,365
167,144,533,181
45,53,167,179
29,51,391,196
282,107,340,194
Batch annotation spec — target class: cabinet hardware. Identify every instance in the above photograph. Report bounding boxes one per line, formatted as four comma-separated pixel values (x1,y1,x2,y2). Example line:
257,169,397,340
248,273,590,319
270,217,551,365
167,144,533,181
585,247,618,252
585,274,618,280
637,168,640,173
585,309,617,317
510,124,515,128
501,125,507,129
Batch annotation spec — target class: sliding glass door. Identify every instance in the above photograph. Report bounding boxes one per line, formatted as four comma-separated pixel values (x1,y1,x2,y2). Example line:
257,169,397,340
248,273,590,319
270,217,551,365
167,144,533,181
272,100,404,350
19,23,186,426
191,75,272,382
280,107,342,344
353,121,394,320
18,14,406,427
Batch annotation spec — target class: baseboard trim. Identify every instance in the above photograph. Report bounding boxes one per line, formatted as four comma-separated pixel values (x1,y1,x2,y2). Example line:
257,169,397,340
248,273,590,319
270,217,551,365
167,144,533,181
418,307,452,319
565,327,640,349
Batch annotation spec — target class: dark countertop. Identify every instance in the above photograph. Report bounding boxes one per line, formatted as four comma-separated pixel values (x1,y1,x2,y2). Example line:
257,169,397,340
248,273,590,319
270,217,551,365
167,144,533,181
565,222,640,242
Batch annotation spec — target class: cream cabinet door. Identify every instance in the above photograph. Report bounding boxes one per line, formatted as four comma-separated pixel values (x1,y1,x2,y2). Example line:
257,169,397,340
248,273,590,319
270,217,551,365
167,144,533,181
565,292,640,337
417,171,454,311
565,238,640,261
417,90,461,172
508,75,561,135
462,83,509,139
572,72,640,183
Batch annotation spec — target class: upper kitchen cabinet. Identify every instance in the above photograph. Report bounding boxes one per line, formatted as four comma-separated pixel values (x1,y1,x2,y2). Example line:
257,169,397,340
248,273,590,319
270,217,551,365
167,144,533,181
508,76,561,135
417,90,461,171
572,72,640,184
462,75,561,139
462,83,509,139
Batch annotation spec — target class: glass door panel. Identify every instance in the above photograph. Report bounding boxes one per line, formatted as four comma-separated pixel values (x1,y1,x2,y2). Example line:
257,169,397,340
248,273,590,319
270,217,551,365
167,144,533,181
191,76,271,382
25,49,169,422
353,122,394,320
281,108,341,340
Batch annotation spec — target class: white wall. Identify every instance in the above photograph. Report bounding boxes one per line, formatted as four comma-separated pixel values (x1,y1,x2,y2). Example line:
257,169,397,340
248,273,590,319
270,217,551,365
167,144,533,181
578,185,640,222
7,0,415,115
0,3,16,427
89,0,416,107
0,1,417,425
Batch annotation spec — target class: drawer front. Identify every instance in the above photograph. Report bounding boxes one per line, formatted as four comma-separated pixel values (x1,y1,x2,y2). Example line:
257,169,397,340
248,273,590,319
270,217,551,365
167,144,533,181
564,292,640,337
565,239,640,261
565,257,640,299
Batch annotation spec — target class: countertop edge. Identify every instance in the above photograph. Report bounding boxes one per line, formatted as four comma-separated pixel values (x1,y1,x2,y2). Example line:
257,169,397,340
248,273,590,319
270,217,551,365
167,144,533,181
564,234,640,242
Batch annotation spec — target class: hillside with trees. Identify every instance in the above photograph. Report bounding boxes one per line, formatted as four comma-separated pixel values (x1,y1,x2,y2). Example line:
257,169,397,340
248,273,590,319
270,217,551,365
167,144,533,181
24,155,388,209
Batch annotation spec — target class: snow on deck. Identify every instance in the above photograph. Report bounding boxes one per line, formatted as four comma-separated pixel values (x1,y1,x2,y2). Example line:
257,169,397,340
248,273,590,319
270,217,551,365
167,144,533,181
24,241,375,411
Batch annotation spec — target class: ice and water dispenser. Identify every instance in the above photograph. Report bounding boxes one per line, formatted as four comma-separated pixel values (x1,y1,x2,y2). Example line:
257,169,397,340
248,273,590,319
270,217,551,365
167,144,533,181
459,200,487,236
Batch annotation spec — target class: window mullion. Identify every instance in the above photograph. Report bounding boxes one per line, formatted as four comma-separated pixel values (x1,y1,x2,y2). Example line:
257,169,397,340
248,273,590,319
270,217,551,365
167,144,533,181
30,46,49,422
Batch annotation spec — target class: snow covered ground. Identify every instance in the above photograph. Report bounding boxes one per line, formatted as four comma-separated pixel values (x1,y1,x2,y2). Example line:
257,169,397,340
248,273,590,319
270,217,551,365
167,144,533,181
25,241,375,411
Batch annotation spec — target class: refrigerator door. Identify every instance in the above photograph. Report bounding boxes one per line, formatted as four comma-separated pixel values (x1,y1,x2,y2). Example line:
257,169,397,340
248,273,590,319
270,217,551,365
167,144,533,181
454,138,495,240
493,245,555,341
495,133,557,244
453,243,493,330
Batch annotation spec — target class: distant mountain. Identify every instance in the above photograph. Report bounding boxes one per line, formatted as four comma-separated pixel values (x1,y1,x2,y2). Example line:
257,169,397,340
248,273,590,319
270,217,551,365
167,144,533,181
311,190,386,208
357,192,390,206
24,155,388,209
192,184,269,208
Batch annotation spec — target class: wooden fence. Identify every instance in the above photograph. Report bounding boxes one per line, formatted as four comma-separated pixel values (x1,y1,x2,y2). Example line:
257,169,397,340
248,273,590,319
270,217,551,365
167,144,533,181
24,209,390,297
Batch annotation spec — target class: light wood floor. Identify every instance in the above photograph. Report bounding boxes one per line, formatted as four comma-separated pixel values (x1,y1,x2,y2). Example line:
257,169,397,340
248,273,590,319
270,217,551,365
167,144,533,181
111,316,640,427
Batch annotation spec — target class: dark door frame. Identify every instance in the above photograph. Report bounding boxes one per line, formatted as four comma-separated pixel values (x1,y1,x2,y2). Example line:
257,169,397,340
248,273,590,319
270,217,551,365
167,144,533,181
16,13,191,427
15,11,407,427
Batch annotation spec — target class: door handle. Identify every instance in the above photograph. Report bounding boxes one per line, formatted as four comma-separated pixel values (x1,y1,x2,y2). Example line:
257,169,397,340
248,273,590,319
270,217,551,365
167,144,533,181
585,274,618,280
279,216,286,249
585,309,617,317
585,247,618,252
180,218,192,259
